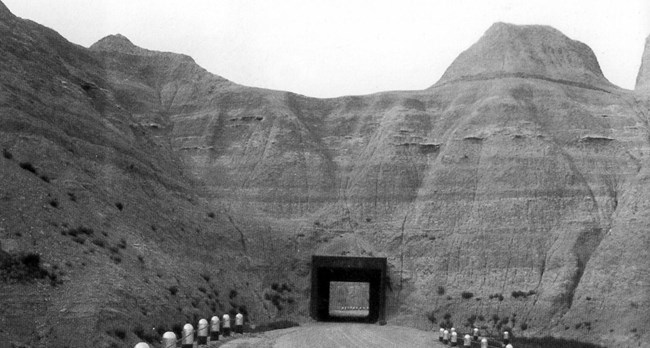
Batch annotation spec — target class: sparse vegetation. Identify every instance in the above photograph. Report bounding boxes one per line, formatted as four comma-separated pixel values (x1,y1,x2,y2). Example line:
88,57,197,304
437,286,446,295
49,198,59,208
461,291,474,299
207,212,215,218
247,320,299,333
511,336,605,348
169,285,179,296
39,174,50,183
115,202,123,211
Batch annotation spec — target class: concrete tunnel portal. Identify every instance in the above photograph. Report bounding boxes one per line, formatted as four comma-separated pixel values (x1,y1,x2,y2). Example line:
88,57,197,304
310,255,387,323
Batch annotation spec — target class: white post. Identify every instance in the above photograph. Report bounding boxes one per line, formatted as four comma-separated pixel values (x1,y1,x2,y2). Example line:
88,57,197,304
134,343,149,348
439,328,444,342
503,330,510,344
506,344,514,348
463,334,471,347
182,323,194,348
443,329,449,345
235,312,244,334
450,327,456,334
473,327,479,341
198,318,209,344
162,331,176,348
222,314,231,337
210,315,221,341
481,337,488,348
451,331,458,346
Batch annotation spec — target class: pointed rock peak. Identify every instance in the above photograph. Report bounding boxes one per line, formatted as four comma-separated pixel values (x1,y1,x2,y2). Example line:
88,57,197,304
90,34,146,55
635,35,650,92
436,22,610,87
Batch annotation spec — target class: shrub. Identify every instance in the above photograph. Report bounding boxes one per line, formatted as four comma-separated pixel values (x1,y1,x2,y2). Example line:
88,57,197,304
67,192,77,202
520,322,528,331
207,212,215,218
72,236,85,244
39,175,50,183
49,199,59,208
200,273,210,282
0,252,49,283
110,255,122,264
229,289,238,299
198,286,207,293
117,238,127,249
19,162,37,174
115,202,123,211
137,255,144,263
92,238,107,248
437,286,446,295
63,226,94,237
426,310,437,324
461,291,474,299
2,148,12,159
169,286,179,295
107,328,127,340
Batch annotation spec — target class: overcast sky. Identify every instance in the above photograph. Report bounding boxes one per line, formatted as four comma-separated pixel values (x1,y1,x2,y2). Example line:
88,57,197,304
4,0,649,98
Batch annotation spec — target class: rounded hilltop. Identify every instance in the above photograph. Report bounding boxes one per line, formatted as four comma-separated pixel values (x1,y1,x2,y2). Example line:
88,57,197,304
90,33,149,55
436,22,610,87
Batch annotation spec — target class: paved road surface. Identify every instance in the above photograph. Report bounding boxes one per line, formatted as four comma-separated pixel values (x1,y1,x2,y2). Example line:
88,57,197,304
219,323,445,348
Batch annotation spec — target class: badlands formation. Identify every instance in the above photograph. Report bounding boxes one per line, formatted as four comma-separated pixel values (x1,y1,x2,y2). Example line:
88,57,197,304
0,1,648,347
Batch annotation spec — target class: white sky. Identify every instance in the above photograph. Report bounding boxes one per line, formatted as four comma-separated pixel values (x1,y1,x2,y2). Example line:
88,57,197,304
4,0,649,98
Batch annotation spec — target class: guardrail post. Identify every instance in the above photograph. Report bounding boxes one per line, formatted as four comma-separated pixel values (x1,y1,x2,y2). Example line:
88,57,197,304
480,337,488,348
505,344,513,348
439,328,444,342
198,318,208,344
473,327,479,341
463,334,471,347
182,323,194,348
235,312,244,334
210,315,220,341
503,331,510,345
451,331,458,346
162,331,176,348
134,343,149,348
222,314,231,337
443,329,449,345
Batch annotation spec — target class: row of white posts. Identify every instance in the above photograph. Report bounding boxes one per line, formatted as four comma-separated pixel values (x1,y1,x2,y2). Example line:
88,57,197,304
134,313,244,348
438,327,513,348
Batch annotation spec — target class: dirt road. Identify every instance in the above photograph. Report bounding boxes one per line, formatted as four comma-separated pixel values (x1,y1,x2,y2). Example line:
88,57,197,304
219,323,446,348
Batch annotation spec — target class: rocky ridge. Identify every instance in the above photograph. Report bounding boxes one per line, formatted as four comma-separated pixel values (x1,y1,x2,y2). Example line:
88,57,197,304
0,2,649,347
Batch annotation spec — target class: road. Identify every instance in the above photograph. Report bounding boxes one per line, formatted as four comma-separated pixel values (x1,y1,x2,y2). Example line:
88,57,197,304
219,323,446,348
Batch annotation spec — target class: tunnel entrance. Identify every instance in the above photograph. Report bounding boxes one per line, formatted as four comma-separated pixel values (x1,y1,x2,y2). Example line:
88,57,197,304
310,255,387,323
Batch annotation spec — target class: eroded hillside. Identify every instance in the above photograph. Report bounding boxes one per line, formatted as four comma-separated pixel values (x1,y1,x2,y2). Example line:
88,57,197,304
1,1,649,347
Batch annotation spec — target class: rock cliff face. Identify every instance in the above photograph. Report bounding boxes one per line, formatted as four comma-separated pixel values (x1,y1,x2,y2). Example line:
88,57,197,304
1,1,649,346
636,36,650,92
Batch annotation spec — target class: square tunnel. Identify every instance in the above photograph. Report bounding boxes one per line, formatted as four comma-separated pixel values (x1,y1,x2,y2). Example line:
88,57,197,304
310,255,387,323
